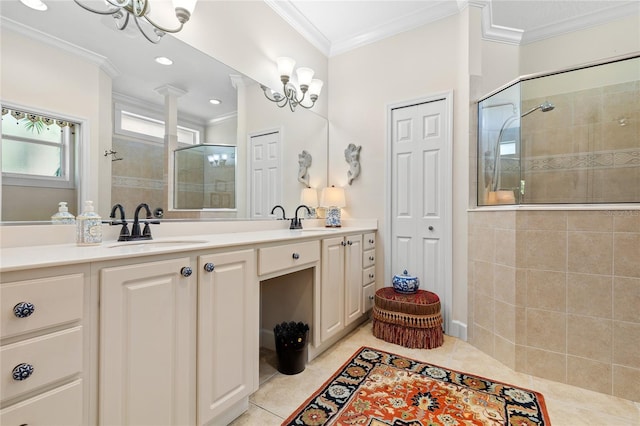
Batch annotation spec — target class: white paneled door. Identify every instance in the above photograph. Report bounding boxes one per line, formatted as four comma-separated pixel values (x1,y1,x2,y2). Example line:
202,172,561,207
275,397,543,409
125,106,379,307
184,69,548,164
249,131,281,218
389,93,452,332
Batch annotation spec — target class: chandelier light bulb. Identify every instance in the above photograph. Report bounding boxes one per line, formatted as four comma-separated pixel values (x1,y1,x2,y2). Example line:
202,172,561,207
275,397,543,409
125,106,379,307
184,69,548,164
276,57,296,80
296,67,314,90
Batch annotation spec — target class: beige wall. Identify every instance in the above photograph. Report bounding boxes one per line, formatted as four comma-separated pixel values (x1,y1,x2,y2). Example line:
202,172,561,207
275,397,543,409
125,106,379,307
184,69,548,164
0,29,113,219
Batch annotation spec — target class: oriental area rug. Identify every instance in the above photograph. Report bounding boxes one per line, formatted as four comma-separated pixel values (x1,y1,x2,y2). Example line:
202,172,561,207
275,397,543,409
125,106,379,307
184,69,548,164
282,346,550,426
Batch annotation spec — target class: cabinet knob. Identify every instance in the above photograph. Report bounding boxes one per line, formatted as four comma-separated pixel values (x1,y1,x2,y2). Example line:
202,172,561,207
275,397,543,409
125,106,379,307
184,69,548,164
12,363,34,381
292,253,300,260
340,241,346,246
180,266,193,277
347,240,353,245
204,263,215,272
369,273,375,279
13,302,35,318
369,256,374,261
428,226,434,231
369,239,374,244
368,295,375,300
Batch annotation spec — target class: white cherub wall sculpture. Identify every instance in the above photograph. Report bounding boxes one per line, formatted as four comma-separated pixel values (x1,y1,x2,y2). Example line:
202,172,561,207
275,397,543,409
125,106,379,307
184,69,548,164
344,143,362,185
298,150,312,186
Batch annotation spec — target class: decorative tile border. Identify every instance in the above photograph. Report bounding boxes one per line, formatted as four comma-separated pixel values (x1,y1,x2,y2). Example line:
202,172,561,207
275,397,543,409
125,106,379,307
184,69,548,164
112,176,163,190
524,148,640,173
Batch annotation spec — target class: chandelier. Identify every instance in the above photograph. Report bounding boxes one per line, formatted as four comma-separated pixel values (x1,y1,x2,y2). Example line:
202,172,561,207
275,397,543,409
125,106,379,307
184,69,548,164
73,0,198,44
261,57,323,112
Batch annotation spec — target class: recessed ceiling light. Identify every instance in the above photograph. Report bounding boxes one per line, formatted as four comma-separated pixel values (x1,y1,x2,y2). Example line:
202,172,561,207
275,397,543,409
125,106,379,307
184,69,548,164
19,0,48,11
155,56,173,66
209,99,221,105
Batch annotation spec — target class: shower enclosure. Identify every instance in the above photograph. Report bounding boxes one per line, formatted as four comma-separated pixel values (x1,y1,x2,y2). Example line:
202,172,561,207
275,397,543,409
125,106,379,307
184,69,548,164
174,144,237,210
477,54,639,206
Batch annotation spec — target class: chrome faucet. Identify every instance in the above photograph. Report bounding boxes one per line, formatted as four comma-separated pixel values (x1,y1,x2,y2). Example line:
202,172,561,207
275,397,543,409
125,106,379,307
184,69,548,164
109,203,130,242
132,203,159,240
270,205,287,220
290,205,311,230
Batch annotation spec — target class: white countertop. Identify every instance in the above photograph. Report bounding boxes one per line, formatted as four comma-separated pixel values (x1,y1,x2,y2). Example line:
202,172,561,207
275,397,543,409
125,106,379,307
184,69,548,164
0,221,377,272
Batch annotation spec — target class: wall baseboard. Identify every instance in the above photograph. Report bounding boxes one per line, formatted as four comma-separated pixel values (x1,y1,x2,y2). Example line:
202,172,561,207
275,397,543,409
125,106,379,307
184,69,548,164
448,320,468,341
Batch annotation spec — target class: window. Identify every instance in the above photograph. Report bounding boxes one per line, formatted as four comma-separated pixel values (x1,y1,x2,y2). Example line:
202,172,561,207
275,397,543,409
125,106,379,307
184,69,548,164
116,108,200,145
1,106,77,189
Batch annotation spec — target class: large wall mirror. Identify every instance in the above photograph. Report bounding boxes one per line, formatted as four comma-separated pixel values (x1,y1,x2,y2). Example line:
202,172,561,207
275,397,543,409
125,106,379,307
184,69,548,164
0,0,328,223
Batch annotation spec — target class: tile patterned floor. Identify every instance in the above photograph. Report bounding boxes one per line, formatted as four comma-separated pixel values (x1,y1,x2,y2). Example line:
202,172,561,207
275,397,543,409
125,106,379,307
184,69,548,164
231,321,640,425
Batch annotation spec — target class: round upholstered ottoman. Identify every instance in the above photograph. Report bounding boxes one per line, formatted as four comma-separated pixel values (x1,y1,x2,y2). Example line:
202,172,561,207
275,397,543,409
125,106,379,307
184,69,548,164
372,287,444,349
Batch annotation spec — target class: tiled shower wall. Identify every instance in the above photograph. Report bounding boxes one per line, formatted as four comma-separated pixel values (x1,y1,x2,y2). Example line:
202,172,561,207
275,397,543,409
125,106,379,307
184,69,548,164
521,81,639,203
468,209,640,402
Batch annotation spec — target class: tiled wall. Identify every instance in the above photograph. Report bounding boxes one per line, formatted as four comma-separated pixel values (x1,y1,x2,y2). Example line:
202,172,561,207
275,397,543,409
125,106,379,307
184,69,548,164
468,209,640,402
111,139,164,215
521,81,640,203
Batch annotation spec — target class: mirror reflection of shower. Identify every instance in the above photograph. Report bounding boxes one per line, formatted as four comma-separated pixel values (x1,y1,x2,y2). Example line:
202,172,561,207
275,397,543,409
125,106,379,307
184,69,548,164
488,100,555,201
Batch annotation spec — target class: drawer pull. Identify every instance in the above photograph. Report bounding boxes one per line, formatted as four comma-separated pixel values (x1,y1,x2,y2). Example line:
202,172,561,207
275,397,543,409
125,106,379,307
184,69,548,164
369,239,374,244
369,273,375,279
12,363,34,381
13,302,35,318
340,241,346,246
204,263,215,272
292,253,300,260
347,240,353,245
369,295,375,300
369,256,374,261
180,266,193,277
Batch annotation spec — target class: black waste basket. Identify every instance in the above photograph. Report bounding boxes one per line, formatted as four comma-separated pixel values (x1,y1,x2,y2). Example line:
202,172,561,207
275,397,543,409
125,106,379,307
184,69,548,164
274,321,309,375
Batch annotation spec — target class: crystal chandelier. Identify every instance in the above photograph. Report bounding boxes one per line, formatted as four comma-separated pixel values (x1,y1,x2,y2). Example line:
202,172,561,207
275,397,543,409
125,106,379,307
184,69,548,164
261,57,324,112
73,0,198,44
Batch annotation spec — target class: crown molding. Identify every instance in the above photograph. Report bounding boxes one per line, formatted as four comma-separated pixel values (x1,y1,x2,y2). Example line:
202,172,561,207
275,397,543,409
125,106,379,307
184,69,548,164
264,0,331,56
1,16,120,78
520,1,640,44
329,1,462,57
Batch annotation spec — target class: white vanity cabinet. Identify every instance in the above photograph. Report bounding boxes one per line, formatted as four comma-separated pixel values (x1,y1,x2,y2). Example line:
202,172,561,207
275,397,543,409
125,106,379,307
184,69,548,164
99,256,197,426
197,249,258,426
0,265,89,426
320,234,363,343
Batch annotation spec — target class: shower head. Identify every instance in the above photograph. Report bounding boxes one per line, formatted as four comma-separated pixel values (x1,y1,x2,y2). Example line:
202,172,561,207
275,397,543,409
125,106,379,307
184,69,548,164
521,101,555,117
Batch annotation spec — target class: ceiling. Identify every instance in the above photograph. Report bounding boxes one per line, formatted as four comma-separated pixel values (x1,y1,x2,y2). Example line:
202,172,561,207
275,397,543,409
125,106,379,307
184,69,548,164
1,0,637,122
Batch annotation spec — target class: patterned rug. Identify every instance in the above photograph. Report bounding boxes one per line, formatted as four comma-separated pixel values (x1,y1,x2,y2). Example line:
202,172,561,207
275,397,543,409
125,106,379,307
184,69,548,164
282,346,550,426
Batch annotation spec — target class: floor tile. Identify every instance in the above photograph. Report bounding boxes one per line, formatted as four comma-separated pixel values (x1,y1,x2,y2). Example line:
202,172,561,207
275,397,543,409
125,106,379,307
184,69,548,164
230,321,640,425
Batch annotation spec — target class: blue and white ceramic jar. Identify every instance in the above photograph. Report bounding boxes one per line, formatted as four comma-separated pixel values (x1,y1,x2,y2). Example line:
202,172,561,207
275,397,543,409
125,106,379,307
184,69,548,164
392,270,420,294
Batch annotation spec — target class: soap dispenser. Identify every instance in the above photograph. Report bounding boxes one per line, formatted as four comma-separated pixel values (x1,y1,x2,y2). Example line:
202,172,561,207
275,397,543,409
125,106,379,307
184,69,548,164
51,202,75,224
76,200,102,245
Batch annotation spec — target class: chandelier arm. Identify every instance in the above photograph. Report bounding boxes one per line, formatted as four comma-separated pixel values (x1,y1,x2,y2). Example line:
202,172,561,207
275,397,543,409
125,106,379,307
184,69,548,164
142,15,185,34
73,0,121,15
133,16,162,43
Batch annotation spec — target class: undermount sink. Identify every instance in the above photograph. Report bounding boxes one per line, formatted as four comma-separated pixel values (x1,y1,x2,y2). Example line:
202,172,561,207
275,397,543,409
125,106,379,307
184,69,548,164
107,239,209,248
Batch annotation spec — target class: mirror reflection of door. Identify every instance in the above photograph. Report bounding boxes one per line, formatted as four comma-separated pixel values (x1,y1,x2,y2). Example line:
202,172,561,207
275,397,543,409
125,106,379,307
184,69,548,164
249,131,281,218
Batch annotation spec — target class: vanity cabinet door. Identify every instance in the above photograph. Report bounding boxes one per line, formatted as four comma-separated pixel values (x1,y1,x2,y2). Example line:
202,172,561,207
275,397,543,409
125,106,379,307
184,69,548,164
344,234,363,326
99,257,197,426
320,236,346,342
197,249,258,426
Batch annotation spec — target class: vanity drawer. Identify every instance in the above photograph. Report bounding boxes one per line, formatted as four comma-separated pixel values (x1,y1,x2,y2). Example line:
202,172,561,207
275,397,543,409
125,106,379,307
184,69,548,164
1,274,84,339
1,326,83,402
363,249,375,269
363,266,376,286
363,283,375,312
259,241,320,276
364,232,376,250
0,379,83,425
